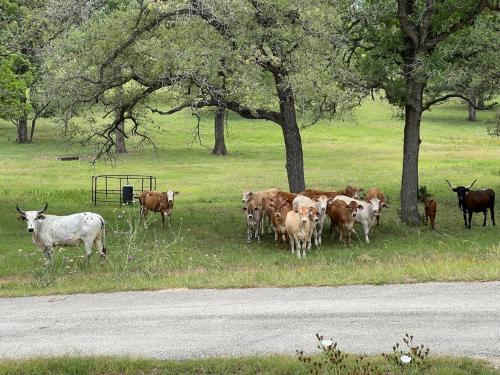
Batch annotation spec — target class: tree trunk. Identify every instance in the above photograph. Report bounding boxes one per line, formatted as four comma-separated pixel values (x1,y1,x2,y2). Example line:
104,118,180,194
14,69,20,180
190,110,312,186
212,107,227,156
16,114,29,143
400,82,423,226
115,120,127,153
477,97,485,109
16,94,29,143
29,116,37,142
275,76,305,193
468,95,477,121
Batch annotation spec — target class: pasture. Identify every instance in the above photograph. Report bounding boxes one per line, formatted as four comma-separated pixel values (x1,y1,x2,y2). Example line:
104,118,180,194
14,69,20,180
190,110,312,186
0,99,499,297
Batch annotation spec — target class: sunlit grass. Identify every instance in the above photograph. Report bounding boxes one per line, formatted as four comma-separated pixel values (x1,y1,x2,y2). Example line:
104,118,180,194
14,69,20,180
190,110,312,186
0,98,499,296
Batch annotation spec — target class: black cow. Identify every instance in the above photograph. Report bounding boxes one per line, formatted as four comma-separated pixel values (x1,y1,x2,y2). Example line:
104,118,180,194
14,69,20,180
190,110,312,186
446,179,495,229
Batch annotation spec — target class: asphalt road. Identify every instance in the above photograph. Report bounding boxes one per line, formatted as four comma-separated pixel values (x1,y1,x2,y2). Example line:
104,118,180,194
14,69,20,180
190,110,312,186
0,282,499,362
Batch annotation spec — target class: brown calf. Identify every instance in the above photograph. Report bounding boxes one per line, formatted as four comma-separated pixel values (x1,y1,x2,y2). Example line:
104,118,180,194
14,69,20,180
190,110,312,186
424,198,437,229
138,189,179,226
275,191,298,206
327,200,361,246
342,186,364,199
301,186,362,200
243,189,279,234
268,198,292,247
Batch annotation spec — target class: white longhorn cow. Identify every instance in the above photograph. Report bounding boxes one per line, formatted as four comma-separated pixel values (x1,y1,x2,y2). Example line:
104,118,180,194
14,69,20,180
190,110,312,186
17,203,106,260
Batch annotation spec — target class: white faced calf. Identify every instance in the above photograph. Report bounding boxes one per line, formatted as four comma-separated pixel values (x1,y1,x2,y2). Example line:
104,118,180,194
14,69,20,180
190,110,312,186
241,204,262,243
17,204,106,260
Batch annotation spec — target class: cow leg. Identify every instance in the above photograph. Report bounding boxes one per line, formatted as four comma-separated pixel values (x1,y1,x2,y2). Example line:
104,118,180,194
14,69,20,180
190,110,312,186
491,206,495,226
364,223,370,243
297,239,304,259
376,216,380,226
463,210,468,229
317,221,323,247
468,211,473,229
288,234,295,255
255,228,261,243
142,209,149,228
94,235,106,258
246,226,252,243
84,241,94,260
267,214,274,234
483,210,487,226
43,246,53,261
160,212,165,228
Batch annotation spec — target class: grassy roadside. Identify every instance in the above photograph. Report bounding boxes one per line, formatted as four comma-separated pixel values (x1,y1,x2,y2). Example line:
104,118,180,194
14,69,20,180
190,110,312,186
1,98,499,297
0,355,498,375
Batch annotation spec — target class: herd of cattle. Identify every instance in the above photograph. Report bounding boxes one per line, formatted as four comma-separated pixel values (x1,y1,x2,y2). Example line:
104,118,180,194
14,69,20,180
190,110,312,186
15,180,494,261
241,179,495,258
241,186,390,258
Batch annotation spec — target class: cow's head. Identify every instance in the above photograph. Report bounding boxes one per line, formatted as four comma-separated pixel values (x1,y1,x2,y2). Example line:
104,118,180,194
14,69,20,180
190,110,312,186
446,179,476,210
269,199,289,219
368,198,382,217
344,186,364,199
314,195,328,214
308,206,320,223
17,203,48,232
242,191,252,203
348,201,363,219
166,189,179,204
242,204,260,223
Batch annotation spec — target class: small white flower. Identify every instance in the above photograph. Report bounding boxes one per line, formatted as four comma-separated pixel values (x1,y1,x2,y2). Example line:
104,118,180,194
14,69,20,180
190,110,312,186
320,339,333,348
400,355,412,364
18,249,23,252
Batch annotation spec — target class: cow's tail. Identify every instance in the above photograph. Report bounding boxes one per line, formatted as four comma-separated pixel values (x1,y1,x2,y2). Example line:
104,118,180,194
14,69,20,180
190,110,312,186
99,216,107,256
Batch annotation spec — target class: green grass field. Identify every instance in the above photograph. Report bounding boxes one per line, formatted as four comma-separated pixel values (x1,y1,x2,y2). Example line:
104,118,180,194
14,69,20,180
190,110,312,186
0,99,499,296
0,355,498,375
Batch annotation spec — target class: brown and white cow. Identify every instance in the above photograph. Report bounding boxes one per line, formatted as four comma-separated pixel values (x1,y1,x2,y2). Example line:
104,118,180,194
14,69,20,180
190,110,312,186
138,189,179,226
334,195,382,243
267,198,292,246
327,200,361,246
242,188,279,234
364,187,388,226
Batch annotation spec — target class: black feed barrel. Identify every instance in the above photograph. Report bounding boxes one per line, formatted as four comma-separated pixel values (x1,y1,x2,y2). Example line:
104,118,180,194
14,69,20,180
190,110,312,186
122,185,134,204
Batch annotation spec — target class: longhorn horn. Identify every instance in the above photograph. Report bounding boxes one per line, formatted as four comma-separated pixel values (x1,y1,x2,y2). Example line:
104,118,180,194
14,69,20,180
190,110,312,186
16,204,25,215
445,179,457,189
466,179,477,189
38,203,48,214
